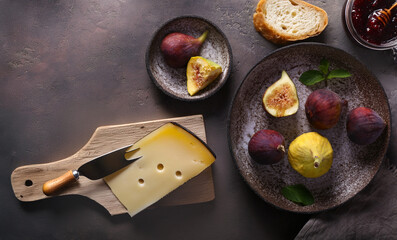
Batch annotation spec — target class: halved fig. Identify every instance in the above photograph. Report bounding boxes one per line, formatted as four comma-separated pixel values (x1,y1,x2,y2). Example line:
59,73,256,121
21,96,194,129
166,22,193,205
262,71,299,117
186,56,223,96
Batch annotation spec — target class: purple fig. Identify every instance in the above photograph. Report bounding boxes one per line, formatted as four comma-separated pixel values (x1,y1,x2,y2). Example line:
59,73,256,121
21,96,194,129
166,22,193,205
248,129,285,165
160,30,208,68
347,107,386,145
305,89,347,130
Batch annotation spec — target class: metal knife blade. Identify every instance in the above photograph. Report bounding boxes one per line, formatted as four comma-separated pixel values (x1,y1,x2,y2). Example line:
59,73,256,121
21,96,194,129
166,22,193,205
42,145,141,195
78,145,140,180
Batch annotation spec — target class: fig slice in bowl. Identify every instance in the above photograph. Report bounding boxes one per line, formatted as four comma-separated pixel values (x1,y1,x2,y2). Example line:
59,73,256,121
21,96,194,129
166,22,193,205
187,56,223,96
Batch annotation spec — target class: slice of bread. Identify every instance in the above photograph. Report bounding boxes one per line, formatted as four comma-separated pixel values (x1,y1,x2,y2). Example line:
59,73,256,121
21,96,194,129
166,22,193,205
253,0,328,44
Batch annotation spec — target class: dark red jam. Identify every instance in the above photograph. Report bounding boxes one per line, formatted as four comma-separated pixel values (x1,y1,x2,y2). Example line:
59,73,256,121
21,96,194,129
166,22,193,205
351,0,397,45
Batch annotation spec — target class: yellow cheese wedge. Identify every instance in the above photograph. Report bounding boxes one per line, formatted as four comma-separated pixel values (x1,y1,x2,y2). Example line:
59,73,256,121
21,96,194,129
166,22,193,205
104,122,216,217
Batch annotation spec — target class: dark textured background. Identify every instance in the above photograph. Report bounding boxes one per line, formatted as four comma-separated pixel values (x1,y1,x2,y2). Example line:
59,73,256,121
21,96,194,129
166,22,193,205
1,0,396,239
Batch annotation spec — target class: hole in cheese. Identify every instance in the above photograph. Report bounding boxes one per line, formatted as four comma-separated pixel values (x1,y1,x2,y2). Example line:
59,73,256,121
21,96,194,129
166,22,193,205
138,178,145,185
157,163,164,171
175,171,182,178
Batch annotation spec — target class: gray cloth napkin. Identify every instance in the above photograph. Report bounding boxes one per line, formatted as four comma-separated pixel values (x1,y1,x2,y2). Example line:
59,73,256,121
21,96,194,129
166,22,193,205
295,159,397,240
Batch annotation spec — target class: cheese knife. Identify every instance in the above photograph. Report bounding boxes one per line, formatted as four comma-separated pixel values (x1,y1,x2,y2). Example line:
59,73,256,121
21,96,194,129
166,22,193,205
42,145,140,195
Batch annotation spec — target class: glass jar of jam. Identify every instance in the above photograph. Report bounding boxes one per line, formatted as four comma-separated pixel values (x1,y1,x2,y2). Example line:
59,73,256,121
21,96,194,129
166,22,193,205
345,0,397,50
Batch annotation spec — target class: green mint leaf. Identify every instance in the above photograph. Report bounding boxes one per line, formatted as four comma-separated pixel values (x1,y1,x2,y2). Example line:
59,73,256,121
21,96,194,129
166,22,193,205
281,184,314,206
299,70,325,86
319,59,330,75
327,69,352,79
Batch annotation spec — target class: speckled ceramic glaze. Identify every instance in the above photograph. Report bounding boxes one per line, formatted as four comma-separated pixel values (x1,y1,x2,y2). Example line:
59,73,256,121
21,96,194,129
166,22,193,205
228,43,391,213
146,16,232,101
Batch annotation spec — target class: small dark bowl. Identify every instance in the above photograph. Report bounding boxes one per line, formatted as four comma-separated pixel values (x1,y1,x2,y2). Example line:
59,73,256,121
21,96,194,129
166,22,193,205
228,43,391,213
146,16,232,101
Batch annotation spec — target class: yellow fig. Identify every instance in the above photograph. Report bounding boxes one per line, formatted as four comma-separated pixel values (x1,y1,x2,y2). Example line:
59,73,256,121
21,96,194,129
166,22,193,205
186,56,222,96
288,132,333,178
262,71,299,117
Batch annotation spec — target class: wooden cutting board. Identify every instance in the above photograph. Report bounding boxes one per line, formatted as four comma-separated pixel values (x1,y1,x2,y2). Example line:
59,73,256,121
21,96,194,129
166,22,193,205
11,115,215,216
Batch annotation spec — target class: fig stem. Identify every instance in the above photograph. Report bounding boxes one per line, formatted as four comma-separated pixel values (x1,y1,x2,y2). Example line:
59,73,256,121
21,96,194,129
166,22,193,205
313,155,322,168
277,145,286,153
197,30,208,43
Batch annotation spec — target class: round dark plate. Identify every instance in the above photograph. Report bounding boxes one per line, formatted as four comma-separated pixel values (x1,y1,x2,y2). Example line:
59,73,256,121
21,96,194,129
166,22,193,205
228,43,391,213
146,16,232,101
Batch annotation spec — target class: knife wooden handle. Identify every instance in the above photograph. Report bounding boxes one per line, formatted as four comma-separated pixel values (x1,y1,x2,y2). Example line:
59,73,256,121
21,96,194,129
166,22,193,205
42,170,79,195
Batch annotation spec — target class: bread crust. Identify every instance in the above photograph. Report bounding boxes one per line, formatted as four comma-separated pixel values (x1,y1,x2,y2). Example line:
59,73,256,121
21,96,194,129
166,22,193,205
253,0,328,44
